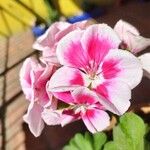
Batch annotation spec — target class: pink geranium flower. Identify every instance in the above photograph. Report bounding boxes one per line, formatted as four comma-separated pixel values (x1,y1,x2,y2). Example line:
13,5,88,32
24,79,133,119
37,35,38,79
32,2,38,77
33,21,91,65
114,20,150,54
20,58,57,136
42,87,110,133
62,87,110,133
48,24,143,117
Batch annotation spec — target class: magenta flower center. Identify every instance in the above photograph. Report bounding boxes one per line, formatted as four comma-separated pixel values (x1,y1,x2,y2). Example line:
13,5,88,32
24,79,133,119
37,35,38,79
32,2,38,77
85,60,99,79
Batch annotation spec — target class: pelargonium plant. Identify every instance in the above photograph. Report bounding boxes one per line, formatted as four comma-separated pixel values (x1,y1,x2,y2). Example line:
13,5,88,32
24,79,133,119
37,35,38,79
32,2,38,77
20,20,150,137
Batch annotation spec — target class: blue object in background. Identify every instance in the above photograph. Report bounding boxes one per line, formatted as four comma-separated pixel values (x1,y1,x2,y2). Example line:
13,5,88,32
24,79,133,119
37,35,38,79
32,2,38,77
67,7,104,23
32,24,47,37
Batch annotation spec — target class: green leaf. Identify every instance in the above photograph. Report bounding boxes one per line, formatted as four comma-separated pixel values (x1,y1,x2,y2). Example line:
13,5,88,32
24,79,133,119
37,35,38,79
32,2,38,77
72,133,93,150
119,113,145,147
112,126,130,150
104,112,146,150
63,132,107,150
63,133,93,150
144,126,150,150
104,141,117,150
84,132,93,145
63,113,149,150
145,139,150,150
63,145,79,150
93,132,107,150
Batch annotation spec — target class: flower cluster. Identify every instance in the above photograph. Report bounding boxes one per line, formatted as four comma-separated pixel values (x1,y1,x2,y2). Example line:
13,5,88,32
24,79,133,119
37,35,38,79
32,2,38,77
20,20,150,137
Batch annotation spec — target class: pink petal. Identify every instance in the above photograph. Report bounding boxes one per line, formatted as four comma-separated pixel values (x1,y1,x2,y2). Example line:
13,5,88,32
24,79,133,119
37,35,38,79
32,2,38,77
126,34,150,54
36,87,50,106
139,53,150,79
95,80,131,115
57,24,121,70
23,101,44,137
54,21,71,30
114,20,140,40
101,58,121,79
72,20,91,29
33,22,70,52
36,64,53,83
48,66,86,92
82,108,110,133
19,58,37,100
42,109,62,125
82,113,96,133
32,27,57,52
45,83,58,108
114,20,150,53
55,20,90,42
81,24,121,64
40,55,60,66
102,49,143,89
61,113,80,127
52,91,74,104
71,87,99,104
32,64,53,105
33,21,90,62
20,58,33,84
56,30,89,69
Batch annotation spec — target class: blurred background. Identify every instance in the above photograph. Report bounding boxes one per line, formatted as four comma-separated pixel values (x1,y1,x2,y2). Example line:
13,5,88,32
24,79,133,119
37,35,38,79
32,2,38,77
0,0,150,150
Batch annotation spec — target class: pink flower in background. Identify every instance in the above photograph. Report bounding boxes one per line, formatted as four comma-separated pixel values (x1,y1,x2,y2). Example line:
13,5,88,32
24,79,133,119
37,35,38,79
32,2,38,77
114,20,150,54
20,58,57,136
33,21,91,65
48,24,143,116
